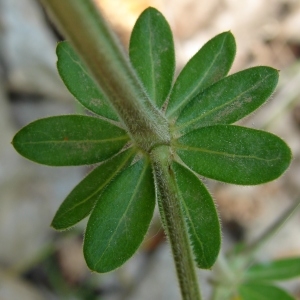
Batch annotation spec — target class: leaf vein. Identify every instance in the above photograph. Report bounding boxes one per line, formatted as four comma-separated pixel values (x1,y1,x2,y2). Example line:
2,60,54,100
93,162,148,269
180,194,208,266
57,151,133,218
168,34,228,117
177,72,273,131
147,14,156,103
18,135,128,145
177,145,280,162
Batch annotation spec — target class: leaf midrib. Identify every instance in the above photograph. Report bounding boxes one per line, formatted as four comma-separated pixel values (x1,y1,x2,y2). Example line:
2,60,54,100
167,34,229,118
16,135,128,145
57,150,134,219
176,72,273,132
93,160,148,269
147,12,157,104
61,45,93,80
176,144,280,162
180,192,208,266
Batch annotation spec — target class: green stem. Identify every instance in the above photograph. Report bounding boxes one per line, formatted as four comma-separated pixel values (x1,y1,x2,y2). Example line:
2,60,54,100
39,0,169,151
151,146,202,300
39,1,202,298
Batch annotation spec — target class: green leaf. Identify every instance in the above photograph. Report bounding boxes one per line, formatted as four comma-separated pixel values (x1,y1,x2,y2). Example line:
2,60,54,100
175,67,279,134
174,125,291,185
172,162,220,269
57,41,118,120
245,257,300,282
166,31,236,119
51,148,136,230
238,283,294,300
129,7,175,108
83,157,155,272
12,115,129,166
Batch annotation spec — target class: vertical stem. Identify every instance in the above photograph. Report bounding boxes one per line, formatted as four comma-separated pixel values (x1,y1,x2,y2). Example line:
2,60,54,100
39,1,202,298
151,146,202,300
39,0,169,151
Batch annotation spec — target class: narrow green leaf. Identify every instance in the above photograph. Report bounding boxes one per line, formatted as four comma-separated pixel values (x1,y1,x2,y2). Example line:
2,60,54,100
51,148,136,230
172,162,221,269
174,125,291,185
175,67,279,134
245,257,300,282
166,31,236,119
12,115,129,166
238,283,294,300
57,41,118,120
129,7,175,108
84,158,155,272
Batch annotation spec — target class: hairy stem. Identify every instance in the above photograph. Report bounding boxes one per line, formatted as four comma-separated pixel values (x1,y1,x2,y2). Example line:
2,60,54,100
39,0,170,151
151,146,202,300
39,1,202,298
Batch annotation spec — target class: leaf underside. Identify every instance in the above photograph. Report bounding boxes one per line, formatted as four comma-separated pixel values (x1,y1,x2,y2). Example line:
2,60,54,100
173,162,220,269
175,125,291,185
175,66,279,134
51,148,136,230
166,31,236,119
56,41,118,120
129,7,175,108
12,115,129,166
10,5,293,278
84,158,155,273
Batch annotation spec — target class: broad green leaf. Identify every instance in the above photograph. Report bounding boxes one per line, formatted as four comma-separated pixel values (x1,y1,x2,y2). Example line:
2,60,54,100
245,257,300,282
129,7,175,108
84,158,155,272
238,283,294,300
166,31,236,119
173,162,220,269
175,67,279,134
51,148,136,230
12,115,129,166
174,125,291,185
57,41,118,120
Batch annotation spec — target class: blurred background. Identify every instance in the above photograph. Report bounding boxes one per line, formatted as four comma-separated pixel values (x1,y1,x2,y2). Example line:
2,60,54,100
0,0,300,299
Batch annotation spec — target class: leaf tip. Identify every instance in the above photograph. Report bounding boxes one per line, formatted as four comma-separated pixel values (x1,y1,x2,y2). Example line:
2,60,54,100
50,222,60,231
222,30,236,42
50,212,76,231
50,219,68,231
224,30,233,35
139,6,160,17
